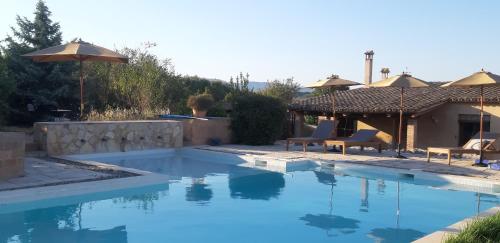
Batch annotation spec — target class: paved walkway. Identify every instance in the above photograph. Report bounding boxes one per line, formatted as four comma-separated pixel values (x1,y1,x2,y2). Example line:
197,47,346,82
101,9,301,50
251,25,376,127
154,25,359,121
0,157,112,191
198,142,500,182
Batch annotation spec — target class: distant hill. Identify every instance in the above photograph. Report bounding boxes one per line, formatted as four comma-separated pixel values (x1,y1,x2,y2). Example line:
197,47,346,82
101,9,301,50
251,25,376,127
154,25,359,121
247,81,267,91
207,79,312,93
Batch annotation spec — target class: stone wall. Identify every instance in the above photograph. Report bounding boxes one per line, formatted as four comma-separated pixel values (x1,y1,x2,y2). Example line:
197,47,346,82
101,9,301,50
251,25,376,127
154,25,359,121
182,118,231,145
34,120,183,156
0,132,25,180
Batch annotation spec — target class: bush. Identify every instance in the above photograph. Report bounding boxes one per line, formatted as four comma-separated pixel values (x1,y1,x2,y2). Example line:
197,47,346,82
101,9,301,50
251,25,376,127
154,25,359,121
206,102,227,117
230,94,286,145
445,212,500,243
87,107,168,121
187,94,214,111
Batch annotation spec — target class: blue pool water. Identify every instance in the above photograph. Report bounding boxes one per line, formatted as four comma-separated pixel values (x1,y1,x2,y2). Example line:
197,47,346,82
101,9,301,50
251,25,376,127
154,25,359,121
0,150,498,243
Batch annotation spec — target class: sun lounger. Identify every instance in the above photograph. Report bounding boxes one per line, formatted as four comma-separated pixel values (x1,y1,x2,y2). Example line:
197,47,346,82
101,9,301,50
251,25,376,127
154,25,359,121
427,132,499,165
323,129,382,155
286,120,337,152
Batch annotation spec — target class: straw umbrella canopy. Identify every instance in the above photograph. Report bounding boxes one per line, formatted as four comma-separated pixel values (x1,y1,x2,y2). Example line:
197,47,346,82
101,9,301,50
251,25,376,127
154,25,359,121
370,73,429,158
442,69,500,164
22,40,129,118
305,75,359,119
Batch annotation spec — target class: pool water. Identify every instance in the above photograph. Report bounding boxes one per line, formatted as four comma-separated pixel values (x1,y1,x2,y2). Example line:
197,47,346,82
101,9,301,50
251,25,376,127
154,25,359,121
0,151,498,243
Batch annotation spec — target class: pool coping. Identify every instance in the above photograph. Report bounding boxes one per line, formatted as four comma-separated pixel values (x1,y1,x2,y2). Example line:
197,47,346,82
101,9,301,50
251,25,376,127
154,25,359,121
412,206,500,243
0,152,171,205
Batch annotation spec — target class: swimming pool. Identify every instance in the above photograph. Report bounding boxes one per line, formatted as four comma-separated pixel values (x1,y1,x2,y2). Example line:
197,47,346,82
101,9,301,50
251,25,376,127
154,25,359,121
0,149,498,243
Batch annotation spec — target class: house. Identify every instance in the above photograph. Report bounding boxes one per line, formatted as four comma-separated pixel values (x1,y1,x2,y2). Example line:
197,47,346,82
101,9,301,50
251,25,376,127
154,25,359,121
288,85,500,151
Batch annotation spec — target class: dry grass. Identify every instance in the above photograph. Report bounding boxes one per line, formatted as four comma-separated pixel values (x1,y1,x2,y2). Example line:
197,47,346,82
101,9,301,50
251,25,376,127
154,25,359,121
87,107,169,121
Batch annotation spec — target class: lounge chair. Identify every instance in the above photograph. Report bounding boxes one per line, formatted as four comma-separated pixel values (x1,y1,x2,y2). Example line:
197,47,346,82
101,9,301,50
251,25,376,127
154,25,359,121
286,120,337,152
427,132,499,165
323,129,382,155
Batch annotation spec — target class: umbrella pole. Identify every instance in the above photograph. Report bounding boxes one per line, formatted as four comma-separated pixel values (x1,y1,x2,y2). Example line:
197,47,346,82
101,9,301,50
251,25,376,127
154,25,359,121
331,92,336,120
79,59,84,119
329,92,340,152
396,87,406,158
479,85,484,164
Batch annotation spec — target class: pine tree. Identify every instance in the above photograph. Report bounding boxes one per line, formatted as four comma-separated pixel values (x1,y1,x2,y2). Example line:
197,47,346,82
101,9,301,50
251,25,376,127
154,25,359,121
2,0,77,124
0,51,15,124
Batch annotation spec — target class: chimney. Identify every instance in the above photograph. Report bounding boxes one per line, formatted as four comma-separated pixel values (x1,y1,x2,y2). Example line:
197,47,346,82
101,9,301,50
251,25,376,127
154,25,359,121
381,67,390,79
364,50,374,86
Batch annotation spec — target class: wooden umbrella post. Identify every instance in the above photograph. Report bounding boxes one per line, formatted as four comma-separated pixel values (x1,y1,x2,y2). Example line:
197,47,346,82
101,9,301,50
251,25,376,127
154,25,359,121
329,91,341,152
331,92,336,120
79,59,84,119
479,85,484,164
397,87,405,158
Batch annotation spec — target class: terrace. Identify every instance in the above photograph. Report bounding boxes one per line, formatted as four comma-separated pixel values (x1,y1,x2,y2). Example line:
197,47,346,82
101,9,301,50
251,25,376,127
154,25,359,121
1,1,499,243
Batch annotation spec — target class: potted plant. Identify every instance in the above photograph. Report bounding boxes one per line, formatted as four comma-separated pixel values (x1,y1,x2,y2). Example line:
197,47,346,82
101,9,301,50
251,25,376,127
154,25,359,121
187,94,214,118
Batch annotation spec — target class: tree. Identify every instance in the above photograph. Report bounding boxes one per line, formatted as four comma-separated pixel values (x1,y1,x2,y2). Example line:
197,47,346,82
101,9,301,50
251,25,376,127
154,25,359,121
0,51,15,124
2,0,77,124
85,45,178,112
224,72,252,103
259,77,300,103
230,94,286,145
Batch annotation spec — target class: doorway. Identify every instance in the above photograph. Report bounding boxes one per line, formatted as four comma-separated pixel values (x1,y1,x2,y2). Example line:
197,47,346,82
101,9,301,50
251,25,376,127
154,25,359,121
458,114,490,146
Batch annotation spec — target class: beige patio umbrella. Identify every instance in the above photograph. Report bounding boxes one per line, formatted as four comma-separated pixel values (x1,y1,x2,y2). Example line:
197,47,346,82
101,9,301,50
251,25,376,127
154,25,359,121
305,74,359,119
442,69,500,164
22,40,129,118
370,73,429,158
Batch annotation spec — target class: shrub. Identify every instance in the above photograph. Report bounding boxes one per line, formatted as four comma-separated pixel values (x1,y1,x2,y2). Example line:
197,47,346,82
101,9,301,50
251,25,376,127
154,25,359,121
206,102,227,117
445,212,500,243
187,94,214,111
230,94,286,145
87,107,168,121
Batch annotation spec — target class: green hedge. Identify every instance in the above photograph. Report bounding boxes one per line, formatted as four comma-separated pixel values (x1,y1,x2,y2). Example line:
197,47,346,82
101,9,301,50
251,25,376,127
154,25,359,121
445,212,500,243
230,94,286,145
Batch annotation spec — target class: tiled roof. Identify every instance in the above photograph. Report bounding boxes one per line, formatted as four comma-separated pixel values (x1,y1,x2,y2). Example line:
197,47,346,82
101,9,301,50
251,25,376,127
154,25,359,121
289,86,500,114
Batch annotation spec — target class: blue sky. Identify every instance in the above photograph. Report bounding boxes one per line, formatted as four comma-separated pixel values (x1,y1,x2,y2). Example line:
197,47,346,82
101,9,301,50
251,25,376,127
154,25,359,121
1,0,500,85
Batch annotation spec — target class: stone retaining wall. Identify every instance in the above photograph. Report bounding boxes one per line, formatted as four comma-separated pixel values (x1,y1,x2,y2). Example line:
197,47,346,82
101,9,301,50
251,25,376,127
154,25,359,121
0,132,25,180
34,120,182,156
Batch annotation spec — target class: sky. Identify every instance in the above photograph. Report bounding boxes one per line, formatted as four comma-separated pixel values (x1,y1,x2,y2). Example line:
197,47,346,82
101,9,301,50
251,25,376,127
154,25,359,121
1,0,500,85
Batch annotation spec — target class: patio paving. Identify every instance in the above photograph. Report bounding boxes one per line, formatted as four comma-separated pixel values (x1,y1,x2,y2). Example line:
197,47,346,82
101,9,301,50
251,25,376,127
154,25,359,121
197,142,500,182
0,157,118,191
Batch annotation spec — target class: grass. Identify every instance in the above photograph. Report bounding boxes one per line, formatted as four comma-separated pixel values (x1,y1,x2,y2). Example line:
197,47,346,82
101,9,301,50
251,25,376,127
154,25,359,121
445,212,500,243
87,107,168,121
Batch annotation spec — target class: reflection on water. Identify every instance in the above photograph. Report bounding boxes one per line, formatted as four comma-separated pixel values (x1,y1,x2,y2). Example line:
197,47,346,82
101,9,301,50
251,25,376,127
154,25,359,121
360,178,369,212
367,228,425,243
186,179,213,205
300,214,360,236
0,204,127,243
229,171,285,200
111,190,167,212
314,171,337,186
377,179,386,195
